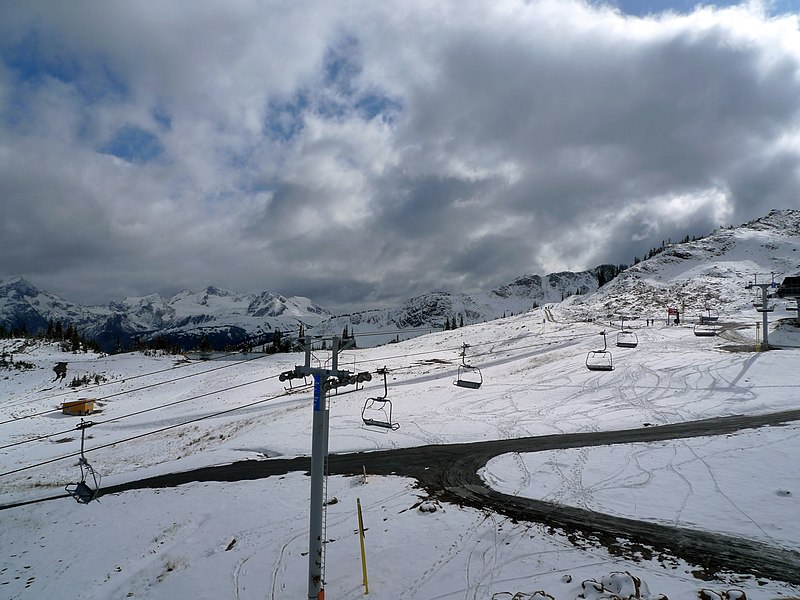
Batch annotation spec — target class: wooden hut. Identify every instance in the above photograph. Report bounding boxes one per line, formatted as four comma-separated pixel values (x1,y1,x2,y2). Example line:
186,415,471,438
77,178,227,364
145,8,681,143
62,398,95,416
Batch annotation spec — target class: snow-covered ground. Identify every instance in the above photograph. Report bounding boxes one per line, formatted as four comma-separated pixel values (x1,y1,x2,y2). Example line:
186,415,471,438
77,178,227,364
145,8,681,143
1,304,799,599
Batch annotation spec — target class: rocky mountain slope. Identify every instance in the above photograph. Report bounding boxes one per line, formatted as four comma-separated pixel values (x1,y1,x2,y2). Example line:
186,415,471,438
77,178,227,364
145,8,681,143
0,268,607,351
564,208,800,323
311,271,602,345
2,209,797,350
0,278,329,351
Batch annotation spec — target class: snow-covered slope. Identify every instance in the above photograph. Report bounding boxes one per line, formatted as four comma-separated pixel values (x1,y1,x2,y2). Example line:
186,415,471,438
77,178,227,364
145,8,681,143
2,295,800,598
565,209,800,323
313,271,601,345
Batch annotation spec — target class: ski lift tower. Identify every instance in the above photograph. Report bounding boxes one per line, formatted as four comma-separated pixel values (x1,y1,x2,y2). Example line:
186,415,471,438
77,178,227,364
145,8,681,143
746,280,775,350
282,336,367,600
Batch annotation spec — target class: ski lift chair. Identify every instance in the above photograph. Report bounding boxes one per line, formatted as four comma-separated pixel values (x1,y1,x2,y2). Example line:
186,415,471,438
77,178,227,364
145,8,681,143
454,344,483,389
66,458,101,504
361,368,399,430
65,419,102,504
693,323,717,337
699,307,719,323
616,330,638,348
586,331,614,371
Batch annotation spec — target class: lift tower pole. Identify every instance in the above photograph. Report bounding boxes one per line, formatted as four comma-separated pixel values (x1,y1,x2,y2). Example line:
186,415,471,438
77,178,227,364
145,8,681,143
283,336,358,599
747,283,774,350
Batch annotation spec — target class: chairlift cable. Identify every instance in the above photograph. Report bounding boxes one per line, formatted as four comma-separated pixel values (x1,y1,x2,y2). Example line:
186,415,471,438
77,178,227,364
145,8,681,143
0,327,290,411
4,314,550,419
0,351,278,425
0,386,291,479
0,372,281,451
5,323,588,433
2,324,597,453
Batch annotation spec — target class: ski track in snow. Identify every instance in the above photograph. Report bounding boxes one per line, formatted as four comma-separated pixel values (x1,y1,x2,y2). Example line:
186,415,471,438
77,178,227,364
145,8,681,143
3,296,800,598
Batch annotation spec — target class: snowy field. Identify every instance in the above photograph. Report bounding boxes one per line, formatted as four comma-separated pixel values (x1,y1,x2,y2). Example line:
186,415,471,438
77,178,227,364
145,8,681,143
1,305,800,599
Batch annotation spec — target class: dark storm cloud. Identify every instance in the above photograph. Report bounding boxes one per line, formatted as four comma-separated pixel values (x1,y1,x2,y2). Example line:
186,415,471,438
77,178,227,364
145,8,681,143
0,1,799,310
377,175,500,237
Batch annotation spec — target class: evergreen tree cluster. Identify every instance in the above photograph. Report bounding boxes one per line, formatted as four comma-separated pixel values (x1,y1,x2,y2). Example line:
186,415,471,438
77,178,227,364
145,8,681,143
69,372,108,388
135,335,184,355
0,318,101,353
0,322,29,339
630,234,702,266
443,314,465,330
44,319,101,352
596,264,628,287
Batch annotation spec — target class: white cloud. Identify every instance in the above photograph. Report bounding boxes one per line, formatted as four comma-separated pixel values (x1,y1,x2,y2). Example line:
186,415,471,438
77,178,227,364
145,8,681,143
0,0,799,309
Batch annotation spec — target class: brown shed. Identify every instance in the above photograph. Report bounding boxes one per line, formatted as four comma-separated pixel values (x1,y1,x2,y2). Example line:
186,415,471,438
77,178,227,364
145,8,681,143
62,398,95,416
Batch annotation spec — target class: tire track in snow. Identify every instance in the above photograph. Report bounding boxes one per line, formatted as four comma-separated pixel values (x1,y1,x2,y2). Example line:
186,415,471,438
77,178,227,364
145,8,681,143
24,407,800,586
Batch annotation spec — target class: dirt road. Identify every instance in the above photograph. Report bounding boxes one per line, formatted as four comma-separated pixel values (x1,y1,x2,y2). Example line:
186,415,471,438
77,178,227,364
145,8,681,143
92,407,800,585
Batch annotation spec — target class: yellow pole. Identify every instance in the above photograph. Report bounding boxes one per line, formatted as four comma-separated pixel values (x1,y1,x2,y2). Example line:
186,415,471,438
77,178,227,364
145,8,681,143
357,498,369,594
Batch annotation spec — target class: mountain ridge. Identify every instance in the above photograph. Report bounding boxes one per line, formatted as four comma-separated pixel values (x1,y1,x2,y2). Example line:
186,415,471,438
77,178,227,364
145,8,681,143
0,268,611,351
2,208,798,350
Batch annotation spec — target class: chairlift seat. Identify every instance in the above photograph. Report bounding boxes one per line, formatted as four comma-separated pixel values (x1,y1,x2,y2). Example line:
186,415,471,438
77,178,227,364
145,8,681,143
586,350,613,371
360,368,399,430
363,419,394,429
66,481,98,504
454,364,483,389
615,331,638,348
454,378,482,389
361,398,399,430
693,324,717,337
586,330,614,371
66,420,102,504
453,345,484,389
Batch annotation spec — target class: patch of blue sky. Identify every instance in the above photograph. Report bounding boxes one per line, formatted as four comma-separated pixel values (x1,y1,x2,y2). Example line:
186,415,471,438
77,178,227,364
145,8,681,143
602,0,798,17
151,105,172,131
323,35,361,96
315,94,352,120
4,31,78,84
1,83,31,129
263,90,311,142
263,36,402,141
355,92,403,123
2,30,129,103
219,144,256,171
99,125,164,164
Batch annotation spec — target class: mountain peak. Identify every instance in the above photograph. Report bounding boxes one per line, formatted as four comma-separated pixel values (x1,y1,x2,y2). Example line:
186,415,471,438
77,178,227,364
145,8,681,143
0,276,41,297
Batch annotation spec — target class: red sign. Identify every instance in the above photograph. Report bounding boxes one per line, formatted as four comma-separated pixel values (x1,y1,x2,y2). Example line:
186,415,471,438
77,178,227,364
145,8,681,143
667,308,678,315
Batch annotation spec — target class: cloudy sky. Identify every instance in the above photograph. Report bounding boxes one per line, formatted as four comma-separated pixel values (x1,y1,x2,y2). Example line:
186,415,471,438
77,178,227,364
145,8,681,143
1,0,799,311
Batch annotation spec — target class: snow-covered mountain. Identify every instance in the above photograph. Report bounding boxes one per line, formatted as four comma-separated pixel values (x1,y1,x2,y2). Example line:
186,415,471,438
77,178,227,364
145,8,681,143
315,208,800,343
564,208,800,322
0,278,330,351
0,277,98,334
0,270,605,351
311,271,603,345
2,208,797,350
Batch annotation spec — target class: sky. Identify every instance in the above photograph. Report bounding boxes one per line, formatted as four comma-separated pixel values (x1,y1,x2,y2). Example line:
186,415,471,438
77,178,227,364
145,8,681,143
1,0,800,311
